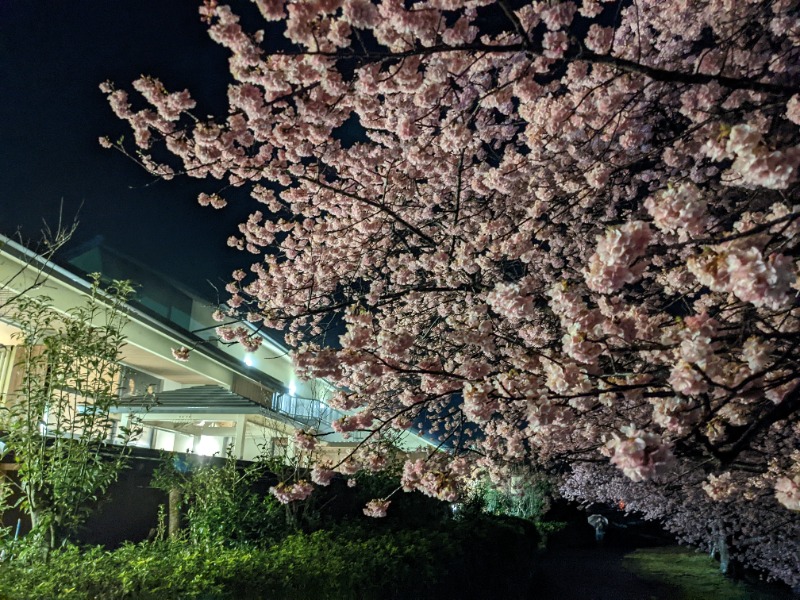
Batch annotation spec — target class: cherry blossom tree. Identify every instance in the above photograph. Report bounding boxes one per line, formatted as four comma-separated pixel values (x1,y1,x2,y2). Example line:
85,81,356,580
103,0,800,582
562,457,800,586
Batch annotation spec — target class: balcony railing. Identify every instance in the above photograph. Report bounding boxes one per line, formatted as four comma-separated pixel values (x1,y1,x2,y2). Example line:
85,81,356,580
270,393,336,427
270,393,367,440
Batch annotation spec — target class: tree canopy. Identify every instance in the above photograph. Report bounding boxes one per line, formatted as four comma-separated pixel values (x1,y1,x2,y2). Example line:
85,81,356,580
104,0,800,584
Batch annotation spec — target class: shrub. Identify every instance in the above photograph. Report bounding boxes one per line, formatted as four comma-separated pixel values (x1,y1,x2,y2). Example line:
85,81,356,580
154,453,281,546
0,514,539,600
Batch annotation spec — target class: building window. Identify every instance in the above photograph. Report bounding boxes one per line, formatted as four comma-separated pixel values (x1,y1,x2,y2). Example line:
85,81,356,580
118,365,162,398
270,436,288,459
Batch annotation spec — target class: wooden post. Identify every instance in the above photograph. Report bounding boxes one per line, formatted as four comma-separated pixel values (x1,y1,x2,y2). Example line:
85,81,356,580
168,487,181,538
233,417,247,459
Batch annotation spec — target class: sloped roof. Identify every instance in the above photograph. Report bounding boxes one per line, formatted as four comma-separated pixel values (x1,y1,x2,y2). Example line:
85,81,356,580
112,385,269,415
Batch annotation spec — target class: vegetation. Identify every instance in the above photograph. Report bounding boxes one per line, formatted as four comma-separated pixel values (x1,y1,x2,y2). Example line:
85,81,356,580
0,444,545,599
103,0,800,585
623,547,791,600
0,514,539,600
477,470,554,521
0,275,135,555
150,451,290,546
2,441,790,599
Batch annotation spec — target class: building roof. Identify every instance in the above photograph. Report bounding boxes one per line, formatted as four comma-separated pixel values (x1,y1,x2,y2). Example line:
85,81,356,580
112,385,269,415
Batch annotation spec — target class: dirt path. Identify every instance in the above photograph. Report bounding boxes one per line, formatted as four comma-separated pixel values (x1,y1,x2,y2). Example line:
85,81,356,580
531,546,683,600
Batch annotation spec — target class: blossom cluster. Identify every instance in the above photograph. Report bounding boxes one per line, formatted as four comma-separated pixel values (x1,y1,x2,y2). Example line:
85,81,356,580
215,324,264,352
726,124,800,190
171,346,190,362
775,457,800,512
702,472,736,501
644,183,709,241
585,222,652,293
603,425,675,482
332,410,375,433
311,465,335,486
363,499,391,518
293,429,317,452
688,247,795,310
401,459,459,502
269,480,314,504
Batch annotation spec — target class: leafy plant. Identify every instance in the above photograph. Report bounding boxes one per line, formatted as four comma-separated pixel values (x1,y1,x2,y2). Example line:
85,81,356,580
0,275,136,554
0,515,541,600
461,470,555,523
151,450,289,546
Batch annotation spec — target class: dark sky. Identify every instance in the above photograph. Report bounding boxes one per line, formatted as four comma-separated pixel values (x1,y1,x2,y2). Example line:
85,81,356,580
0,0,254,296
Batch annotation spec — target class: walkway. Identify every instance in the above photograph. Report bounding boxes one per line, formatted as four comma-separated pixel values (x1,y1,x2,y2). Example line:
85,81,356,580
532,546,682,600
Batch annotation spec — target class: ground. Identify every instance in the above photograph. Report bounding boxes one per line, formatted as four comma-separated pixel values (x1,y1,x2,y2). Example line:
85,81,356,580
533,544,793,599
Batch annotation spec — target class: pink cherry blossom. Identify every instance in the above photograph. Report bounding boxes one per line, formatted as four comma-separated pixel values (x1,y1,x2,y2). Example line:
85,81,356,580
688,247,795,310
644,183,709,241
293,429,317,452
342,0,378,28
787,95,800,126
105,0,800,584
401,458,459,502
485,283,535,324
702,472,736,501
311,466,335,486
238,334,262,352
363,499,391,518
585,221,652,293
198,192,227,209
725,124,800,189
541,2,576,30
269,480,314,504
775,474,800,511
604,425,675,482
171,346,190,362
668,360,708,396
742,337,773,372
462,381,498,424
332,410,375,432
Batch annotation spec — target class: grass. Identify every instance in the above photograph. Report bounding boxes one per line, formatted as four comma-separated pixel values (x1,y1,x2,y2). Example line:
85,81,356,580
622,546,790,600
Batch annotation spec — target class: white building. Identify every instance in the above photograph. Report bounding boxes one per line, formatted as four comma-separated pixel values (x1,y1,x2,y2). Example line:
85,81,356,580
0,235,430,464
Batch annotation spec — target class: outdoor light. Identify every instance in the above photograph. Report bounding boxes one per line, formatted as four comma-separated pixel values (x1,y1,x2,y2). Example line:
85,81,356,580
194,435,220,457
243,353,254,367
288,381,297,397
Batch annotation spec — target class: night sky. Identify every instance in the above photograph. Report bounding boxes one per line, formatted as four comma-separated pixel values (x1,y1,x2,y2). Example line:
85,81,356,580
1,0,255,296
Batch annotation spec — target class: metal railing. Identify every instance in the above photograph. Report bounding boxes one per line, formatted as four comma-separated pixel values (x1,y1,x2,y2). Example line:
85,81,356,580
270,393,367,440
271,393,336,428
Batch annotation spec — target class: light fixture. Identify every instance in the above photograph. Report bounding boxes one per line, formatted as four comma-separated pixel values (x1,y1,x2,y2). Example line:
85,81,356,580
194,435,220,456
243,353,254,367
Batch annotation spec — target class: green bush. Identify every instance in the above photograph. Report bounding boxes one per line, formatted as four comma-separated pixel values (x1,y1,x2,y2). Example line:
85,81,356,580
0,456,541,599
0,515,539,600
151,452,295,547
